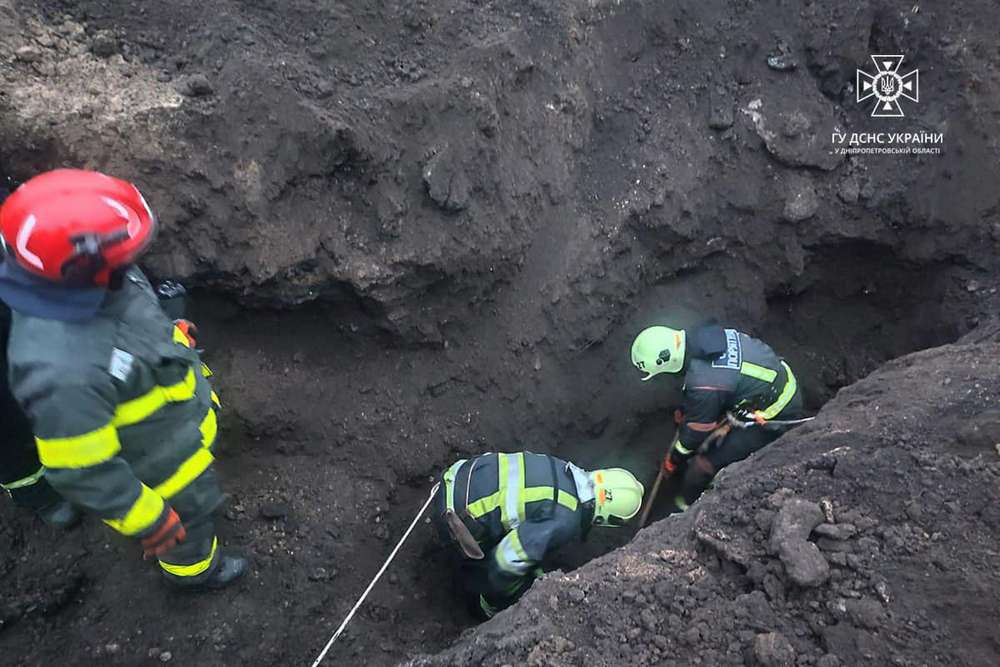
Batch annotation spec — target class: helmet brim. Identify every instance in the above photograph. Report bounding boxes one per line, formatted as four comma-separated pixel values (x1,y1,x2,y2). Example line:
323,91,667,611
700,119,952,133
0,258,106,322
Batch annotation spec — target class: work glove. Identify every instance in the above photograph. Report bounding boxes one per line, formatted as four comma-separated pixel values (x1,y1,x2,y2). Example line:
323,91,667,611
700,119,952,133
173,319,198,348
141,508,187,559
663,453,678,475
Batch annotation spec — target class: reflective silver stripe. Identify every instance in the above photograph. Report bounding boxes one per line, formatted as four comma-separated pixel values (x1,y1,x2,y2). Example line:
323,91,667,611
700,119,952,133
495,530,532,575
504,453,524,530
566,463,595,504
674,440,693,455
1,466,45,490
443,459,466,512
674,496,690,511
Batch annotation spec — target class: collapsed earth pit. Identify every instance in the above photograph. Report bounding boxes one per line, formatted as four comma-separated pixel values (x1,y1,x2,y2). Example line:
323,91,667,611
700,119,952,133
2,0,1000,665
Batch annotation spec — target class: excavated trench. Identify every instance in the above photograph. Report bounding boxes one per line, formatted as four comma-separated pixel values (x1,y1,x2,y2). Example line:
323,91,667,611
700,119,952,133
2,0,999,665
172,234,980,663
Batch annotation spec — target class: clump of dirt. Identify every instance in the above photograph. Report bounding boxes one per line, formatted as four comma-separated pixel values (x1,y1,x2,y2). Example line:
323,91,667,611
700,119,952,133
0,0,998,665
409,341,1000,667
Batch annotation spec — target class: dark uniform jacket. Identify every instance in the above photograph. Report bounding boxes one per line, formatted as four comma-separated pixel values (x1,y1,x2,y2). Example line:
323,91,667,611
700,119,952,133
6,268,220,540
672,326,802,462
433,452,594,596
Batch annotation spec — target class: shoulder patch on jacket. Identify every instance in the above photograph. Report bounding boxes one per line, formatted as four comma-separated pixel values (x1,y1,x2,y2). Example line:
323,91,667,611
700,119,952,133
711,329,742,370
108,348,135,381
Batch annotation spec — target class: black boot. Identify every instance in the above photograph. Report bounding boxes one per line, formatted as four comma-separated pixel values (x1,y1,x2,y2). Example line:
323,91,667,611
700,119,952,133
38,500,82,529
201,555,248,590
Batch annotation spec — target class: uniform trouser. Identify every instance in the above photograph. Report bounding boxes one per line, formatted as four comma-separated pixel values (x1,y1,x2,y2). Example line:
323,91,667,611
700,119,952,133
156,465,224,586
678,390,805,509
455,556,533,620
0,440,63,510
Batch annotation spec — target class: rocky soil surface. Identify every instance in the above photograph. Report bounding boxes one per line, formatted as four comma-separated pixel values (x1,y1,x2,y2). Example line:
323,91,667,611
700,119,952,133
1,0,998,665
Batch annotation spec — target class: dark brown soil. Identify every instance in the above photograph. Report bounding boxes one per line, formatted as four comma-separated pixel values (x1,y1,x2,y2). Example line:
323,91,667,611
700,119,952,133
1,0,999,665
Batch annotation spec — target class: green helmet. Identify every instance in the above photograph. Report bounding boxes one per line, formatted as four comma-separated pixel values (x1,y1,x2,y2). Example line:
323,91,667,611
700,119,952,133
631,326,686,380
590,468,644,527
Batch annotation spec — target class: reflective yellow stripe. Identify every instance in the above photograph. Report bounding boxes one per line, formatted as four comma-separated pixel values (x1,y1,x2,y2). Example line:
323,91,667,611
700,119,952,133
173,325,193,348
154,448,215,500
674,495,690,511
1,466,45,490
758,362,797,420
443,459,466,512
673,440,693,456
467,490,502,519
103,484,165,535
159,536,218,578
36,424,121,469
199,408,218,448
200,362,213,378
521,486,578,513
113,368,198,427
153,409,219,500
740,361,777,383
497,454,510,527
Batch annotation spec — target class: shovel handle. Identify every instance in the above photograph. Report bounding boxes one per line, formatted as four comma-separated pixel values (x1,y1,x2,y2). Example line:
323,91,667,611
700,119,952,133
638,466,665,528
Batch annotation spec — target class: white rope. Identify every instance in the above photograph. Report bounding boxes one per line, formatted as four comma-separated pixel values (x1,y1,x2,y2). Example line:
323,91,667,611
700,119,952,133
311,482,440,667
725,411,816,429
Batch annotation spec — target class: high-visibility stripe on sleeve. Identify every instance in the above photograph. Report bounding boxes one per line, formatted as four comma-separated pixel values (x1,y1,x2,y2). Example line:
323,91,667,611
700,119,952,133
757,362,797,420
740,361,778,383
154,448,215,500
1,466,46,490
113,368,198,427
36,424,121,469
495,530,531,575
674,495,690,511
159,536,218,577
103,484,165,535
199,407,218,449
154,409,220,500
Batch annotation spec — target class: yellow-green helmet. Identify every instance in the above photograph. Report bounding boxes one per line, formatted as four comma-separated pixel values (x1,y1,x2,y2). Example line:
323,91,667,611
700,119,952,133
631,326,686,380
590,468,644,527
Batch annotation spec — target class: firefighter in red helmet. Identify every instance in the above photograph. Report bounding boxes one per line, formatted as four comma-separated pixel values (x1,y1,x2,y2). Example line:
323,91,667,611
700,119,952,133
0,169,246,589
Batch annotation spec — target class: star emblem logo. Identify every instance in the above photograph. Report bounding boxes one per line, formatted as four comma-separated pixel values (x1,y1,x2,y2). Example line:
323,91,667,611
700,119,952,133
856,55,919,118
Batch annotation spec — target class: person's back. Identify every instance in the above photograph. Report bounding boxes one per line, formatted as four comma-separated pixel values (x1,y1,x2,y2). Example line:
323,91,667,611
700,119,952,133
432,451,643,619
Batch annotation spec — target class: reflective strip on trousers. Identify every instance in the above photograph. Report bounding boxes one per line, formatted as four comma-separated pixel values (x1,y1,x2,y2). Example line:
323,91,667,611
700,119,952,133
159,536,218,578
495,529,531,575
113,368,198,427
36,424,122,469
1,466,45,490
757,362,797,420
103,484,166,535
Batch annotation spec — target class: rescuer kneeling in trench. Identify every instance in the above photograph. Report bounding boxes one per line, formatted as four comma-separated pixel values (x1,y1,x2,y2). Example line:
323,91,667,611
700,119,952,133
631,322,807,513
432,451,644,619
0,169,246,590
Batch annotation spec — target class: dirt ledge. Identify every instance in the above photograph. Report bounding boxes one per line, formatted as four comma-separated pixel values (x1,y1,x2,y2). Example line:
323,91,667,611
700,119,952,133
408,341,1000,667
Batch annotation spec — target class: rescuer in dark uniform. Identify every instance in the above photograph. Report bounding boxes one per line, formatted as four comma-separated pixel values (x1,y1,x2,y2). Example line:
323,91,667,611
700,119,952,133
630,323,806,512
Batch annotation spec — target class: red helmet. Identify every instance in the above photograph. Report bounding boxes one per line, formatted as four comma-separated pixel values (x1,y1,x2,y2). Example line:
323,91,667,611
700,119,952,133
0,169,157,286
